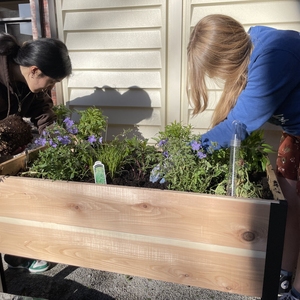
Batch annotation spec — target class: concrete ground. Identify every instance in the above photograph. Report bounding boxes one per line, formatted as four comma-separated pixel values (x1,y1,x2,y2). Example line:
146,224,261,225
1,259,262,300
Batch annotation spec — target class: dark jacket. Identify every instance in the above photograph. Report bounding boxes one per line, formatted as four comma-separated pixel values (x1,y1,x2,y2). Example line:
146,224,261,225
0,55,56,134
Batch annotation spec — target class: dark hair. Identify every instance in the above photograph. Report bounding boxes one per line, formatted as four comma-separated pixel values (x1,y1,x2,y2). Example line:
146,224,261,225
0,32,72,80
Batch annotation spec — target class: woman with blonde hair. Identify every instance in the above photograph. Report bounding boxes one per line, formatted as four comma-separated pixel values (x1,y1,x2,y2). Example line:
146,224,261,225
187,14,300,300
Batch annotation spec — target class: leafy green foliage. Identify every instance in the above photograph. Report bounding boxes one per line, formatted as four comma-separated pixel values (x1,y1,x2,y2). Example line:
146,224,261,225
77,107,107,140
94,133,131,180
124,135,160,182
240,129,274,172
23,107,107,182
152,122,273,198
152,122,229,193
52,104,72,125
22,108,273,199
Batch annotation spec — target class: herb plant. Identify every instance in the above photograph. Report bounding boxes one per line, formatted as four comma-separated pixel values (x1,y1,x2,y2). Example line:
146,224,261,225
22,107,274,199
151,121,274,198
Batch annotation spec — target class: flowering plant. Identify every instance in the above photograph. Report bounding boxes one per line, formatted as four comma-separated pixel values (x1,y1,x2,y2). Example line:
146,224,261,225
23,107,273,199
26,106,159,183
150,121,273,197
30,107,106,181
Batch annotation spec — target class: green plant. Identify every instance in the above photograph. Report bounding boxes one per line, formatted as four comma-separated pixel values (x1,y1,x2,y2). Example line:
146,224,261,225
151,121,273,198
52,104,72,126
240,130,274,173
22,107,274,199
23,107,108,181
77,107,108,140
95,133,131,180
124,135,160,182
151,122,229,193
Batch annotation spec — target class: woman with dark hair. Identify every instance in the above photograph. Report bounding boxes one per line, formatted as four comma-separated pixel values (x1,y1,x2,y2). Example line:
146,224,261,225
0,32,72,273
187,14,300,300
0,32,72,133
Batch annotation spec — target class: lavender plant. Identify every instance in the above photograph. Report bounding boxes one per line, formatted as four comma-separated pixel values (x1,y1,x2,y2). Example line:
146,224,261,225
151,121,273,198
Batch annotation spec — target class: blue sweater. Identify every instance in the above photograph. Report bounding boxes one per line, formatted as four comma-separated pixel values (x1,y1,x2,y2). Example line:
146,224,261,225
201,26,300,148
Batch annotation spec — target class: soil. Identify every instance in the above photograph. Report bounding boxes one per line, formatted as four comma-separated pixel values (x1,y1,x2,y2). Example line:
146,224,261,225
0,115,33,156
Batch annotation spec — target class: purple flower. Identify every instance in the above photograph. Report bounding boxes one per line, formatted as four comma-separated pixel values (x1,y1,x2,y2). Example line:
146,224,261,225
63,117,78,135
35,137,47,146
63,117,74,127
49,140,57,148
197,151,207,159
57,135,71,145
163,151,169,158
88,135,97,144
190,140,201,151
68,126,78,135
98,137,103,143
158,139,167,147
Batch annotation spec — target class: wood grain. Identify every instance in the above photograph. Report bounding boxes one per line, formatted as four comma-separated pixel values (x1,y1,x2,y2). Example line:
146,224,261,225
0,159,285,297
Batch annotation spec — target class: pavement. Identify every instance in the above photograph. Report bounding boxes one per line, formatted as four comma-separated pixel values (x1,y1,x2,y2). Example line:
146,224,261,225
1,258,262,300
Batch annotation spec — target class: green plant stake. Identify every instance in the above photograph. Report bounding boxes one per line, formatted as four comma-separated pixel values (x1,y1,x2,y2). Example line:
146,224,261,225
93,161,107,184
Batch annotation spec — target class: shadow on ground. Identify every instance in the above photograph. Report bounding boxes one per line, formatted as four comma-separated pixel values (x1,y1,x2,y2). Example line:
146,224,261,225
4,264,114,300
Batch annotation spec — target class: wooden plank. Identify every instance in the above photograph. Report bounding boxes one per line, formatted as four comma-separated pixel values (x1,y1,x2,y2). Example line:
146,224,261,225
0,220,265,297
0,176,272,251
0,146,45,176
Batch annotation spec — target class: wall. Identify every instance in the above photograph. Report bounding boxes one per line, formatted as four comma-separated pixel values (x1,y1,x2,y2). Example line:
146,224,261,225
54,0,300,157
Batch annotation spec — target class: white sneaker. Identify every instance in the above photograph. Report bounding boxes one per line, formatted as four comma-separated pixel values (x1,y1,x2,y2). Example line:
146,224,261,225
8,259,49,273
28,260,49,273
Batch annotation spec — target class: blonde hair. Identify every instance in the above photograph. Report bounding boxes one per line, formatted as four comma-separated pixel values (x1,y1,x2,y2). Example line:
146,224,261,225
187,14,252,127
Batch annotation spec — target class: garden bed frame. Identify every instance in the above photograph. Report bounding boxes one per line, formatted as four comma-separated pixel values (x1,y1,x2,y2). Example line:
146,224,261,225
0,150,287,300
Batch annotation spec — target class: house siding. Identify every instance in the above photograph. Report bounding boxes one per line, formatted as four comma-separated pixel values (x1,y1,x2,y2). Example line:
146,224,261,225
55,0,300,154
56,0,167,141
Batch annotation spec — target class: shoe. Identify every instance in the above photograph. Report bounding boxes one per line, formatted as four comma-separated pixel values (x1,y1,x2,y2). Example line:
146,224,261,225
8,259,49,273
279,291,299,300
279,273,293,295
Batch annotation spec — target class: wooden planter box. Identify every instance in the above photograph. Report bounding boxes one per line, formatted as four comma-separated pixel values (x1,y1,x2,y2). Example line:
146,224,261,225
0,151,287,300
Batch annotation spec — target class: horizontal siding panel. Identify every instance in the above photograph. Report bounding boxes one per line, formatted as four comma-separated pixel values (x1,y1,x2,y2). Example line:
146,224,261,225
69,89,161,108
105,125,161,142
66,31,162,50
68,71,161,89
62,0,163,10
192,0,252,3
64,9,162,31
191,1,300,26
188,110,213,133
70,106,161,126
102,107,161,126
69,51,162,69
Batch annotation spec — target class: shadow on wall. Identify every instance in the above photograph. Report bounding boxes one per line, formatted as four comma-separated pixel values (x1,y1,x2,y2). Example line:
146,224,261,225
69,86,154,140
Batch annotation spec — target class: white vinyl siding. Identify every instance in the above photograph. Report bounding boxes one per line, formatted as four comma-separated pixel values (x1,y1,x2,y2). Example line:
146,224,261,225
55,0,167,141
55,0,300,156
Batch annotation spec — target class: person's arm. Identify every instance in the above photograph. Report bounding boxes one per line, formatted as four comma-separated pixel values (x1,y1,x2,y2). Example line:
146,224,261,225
201,49,300,148
26,91,57,134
